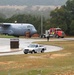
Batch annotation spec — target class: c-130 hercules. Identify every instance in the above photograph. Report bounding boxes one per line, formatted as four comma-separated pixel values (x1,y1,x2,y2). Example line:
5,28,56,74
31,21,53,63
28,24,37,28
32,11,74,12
0,23,37,37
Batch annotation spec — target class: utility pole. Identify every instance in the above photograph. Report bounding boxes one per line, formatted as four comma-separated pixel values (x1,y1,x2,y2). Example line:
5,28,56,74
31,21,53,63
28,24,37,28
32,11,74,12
41,12,43,36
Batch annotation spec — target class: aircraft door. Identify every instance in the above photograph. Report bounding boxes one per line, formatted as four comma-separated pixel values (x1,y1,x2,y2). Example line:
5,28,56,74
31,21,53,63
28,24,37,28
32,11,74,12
26,25,31,37
27,25,31,32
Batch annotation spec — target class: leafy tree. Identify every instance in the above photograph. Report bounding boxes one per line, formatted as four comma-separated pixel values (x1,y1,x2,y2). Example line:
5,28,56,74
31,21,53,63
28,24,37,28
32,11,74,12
0,13,6,23
70,20,74,35
49,7,68,32
49,0,74,35
0,13,6,19
65,0,74,34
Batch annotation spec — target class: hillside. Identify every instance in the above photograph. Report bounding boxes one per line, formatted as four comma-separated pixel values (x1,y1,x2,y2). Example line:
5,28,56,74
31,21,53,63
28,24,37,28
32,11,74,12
0,0,67,18
0,5,59,18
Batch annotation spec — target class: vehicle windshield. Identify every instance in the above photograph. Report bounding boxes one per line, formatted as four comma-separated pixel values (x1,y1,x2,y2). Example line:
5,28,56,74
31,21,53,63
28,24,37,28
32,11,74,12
56,28,61,31
28,44,37,48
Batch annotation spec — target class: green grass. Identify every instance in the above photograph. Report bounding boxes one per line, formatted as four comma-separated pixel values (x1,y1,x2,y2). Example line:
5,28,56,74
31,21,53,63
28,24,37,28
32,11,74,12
0,41,74,75
0,34,14,38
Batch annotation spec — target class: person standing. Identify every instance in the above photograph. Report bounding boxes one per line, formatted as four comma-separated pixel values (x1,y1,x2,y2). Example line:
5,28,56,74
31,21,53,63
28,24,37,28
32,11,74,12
47,35,50,41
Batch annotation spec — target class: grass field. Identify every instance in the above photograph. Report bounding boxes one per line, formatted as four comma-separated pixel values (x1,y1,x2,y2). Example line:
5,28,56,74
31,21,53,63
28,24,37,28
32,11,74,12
0,40,74,75
0,34,14,38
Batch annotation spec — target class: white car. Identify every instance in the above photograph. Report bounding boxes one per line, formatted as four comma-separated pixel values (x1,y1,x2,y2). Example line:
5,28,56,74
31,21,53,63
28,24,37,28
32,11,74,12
23,44,46,54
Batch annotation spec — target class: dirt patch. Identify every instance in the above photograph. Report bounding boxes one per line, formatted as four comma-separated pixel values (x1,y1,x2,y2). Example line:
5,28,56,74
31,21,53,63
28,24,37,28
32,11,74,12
50,53,71,59
27,56,42,59
52,70,74,75
42,53,71,59
0,61,14,65
27,53,71,59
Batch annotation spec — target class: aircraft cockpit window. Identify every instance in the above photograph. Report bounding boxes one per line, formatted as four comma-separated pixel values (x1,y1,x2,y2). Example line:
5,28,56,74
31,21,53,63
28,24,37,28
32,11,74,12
27,25,32,29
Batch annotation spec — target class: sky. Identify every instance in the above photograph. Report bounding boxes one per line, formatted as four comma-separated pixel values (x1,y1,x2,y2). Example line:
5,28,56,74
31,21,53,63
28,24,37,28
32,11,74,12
0,0,67,6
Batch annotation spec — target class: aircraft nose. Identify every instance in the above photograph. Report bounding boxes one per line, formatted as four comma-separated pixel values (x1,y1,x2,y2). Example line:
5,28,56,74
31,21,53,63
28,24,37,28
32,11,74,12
32,29,37,34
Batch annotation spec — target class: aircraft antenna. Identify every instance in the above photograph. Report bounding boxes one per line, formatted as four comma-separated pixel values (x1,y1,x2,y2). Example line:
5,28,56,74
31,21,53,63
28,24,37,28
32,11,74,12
15,21,17,23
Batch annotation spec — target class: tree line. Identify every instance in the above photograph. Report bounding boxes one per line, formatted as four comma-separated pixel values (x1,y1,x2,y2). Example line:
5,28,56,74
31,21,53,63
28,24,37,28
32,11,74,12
0,0,74,36
49,0,74,35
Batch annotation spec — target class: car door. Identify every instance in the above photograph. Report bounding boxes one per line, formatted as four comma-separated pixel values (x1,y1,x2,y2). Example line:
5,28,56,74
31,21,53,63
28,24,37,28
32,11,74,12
37,45,43,53
35,45,40,53
39,45,43,52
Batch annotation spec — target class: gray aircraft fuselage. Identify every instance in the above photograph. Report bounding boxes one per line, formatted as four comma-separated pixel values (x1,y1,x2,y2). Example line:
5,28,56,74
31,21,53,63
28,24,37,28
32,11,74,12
0,23,37,37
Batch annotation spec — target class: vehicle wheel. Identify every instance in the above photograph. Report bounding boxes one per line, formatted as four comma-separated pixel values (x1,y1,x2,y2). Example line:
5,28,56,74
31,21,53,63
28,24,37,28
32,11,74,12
56,35,59,38
24,52,28,54
41,49,44,53
32,50,36,54
61,36,64,38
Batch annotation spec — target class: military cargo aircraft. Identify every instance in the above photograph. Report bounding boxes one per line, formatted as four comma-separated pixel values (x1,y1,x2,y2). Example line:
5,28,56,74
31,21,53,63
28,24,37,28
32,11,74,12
0,23,37,37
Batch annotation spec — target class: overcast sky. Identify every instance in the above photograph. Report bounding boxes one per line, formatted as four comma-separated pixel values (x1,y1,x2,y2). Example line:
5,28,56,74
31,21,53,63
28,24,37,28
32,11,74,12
0,0,67,6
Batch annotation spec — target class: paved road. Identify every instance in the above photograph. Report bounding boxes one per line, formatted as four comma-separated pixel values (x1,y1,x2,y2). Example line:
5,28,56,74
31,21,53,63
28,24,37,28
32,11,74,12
0,38,74,56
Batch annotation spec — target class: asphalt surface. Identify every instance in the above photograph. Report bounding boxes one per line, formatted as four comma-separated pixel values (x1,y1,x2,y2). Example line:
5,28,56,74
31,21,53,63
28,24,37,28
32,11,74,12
0,38,74,56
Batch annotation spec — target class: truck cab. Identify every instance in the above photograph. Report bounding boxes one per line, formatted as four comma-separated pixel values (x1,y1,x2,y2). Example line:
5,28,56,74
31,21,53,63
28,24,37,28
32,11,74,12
49,28,65,38
41,27,65,38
